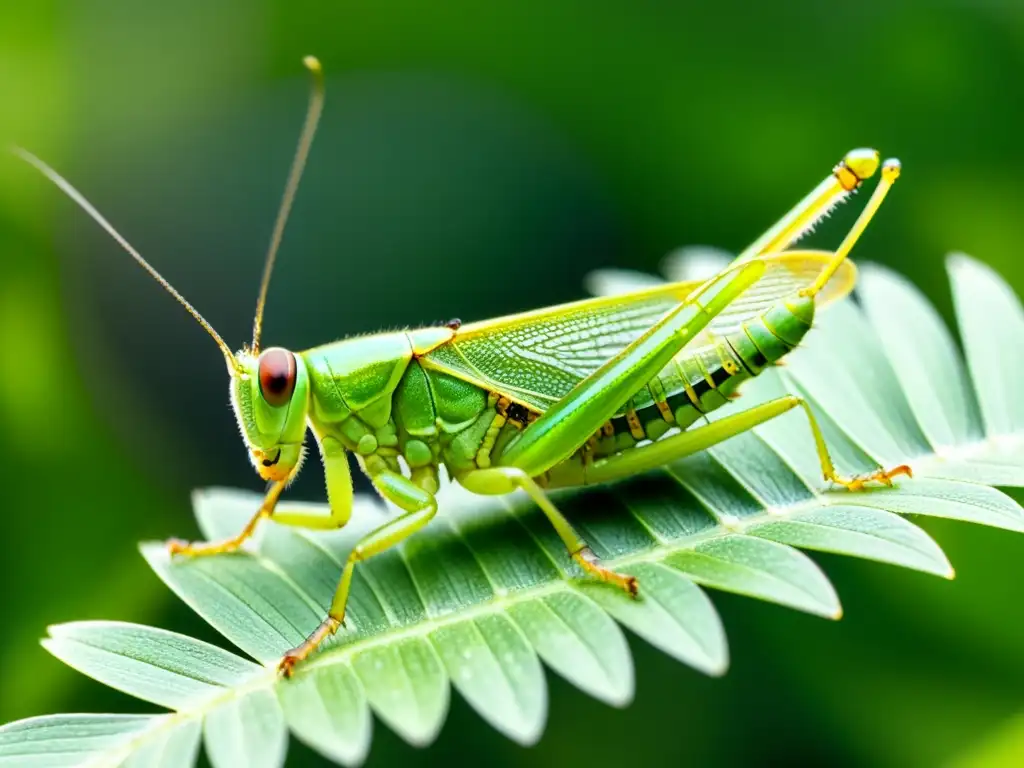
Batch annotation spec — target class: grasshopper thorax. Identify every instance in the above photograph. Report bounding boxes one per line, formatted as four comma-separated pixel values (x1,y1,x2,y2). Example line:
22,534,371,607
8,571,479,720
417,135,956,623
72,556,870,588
231,347,311,483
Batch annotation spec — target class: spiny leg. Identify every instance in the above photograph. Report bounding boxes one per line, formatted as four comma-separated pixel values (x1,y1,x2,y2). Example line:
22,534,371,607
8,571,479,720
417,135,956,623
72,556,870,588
801,158,901,298
460,467,637,594
279,468,437,677
576,395,911,491
733,148,881,264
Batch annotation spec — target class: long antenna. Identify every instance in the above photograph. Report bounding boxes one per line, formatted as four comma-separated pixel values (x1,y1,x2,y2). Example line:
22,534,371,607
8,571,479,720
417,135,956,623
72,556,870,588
10,145,242,375
251,55,326,354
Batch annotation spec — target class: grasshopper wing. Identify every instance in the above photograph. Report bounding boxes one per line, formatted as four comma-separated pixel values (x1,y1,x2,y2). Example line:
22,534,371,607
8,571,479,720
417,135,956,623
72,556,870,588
421,250,854,412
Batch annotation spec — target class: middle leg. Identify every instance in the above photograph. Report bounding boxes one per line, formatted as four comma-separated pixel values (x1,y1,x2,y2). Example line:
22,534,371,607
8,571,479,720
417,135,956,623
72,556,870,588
459,467,637,594
278,467,437,676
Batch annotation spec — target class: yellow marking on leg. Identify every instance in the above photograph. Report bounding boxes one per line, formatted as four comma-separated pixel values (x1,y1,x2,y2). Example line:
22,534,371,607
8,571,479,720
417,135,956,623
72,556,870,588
582,433,602,465
831,464,913,491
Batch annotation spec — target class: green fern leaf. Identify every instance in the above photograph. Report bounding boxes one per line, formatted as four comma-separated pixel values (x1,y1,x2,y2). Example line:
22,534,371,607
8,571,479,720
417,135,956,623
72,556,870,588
1,253,1021,767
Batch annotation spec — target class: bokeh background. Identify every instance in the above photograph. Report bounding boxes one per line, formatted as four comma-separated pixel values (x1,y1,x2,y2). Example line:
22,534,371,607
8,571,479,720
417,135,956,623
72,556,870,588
3,1,1024,766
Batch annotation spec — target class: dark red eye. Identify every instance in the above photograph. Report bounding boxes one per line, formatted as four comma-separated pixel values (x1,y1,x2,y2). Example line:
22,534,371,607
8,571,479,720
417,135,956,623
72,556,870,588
258,348,296,407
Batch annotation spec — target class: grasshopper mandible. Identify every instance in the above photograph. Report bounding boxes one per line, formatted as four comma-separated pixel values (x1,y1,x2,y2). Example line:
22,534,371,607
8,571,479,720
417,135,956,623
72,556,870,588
14,56,910,677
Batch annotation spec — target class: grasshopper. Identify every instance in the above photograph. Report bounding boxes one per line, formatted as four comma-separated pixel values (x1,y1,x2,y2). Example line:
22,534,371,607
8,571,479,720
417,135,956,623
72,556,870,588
14,56,910,677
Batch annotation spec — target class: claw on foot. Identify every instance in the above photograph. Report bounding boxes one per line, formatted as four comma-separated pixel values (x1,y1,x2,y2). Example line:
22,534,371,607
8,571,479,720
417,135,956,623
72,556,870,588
277,616,343,678
829,463,913,492
573,547,639,596
166,538,191,556
277,652,302,679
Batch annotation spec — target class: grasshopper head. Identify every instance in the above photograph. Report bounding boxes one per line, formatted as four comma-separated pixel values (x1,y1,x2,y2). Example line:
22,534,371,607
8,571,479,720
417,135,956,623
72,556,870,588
13,57,329,489
231,347,311,483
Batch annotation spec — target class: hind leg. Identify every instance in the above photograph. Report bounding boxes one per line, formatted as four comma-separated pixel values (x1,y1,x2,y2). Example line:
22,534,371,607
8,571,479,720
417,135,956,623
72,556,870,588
578,395,911,490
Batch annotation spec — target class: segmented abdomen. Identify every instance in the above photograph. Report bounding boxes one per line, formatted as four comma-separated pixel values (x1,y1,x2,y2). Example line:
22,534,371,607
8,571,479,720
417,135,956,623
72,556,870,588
550,293,816,479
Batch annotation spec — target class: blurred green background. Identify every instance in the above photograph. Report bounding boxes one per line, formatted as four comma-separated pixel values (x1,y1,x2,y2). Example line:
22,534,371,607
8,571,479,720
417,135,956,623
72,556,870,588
3,1,1024,766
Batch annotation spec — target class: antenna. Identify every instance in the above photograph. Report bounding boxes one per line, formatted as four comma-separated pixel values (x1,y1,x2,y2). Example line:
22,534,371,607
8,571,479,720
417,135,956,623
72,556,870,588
10,145,242,375
250,55,326,355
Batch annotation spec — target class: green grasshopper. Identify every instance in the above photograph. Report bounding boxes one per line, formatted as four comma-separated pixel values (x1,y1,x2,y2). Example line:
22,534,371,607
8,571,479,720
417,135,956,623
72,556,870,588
14,57,910,677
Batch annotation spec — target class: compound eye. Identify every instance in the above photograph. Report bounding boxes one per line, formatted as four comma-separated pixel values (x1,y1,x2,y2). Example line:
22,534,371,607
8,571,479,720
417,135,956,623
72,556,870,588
258,348,296,407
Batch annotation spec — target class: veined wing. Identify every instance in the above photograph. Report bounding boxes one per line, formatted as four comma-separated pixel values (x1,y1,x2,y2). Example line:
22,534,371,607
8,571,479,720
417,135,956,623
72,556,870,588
421,250,855,411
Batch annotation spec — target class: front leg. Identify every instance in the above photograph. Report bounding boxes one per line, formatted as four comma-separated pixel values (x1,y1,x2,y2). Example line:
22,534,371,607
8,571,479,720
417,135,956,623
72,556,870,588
278,468,437,677
167,479,286,556
168,435,353,555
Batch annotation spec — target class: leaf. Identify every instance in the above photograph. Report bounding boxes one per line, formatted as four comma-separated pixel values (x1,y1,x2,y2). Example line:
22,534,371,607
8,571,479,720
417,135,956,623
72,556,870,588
119,718,201,768
139,543,317,664
665,535,842,618
857,263,982,449
5,252,1024,767
41,621,262,710
430,614,547,746
507,592,634,706
746,505,952,578
203,688,287,768
0,714,156,767
350,639,448,747
577,562,725,676
947,253,1024,437
277,663,372,766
